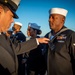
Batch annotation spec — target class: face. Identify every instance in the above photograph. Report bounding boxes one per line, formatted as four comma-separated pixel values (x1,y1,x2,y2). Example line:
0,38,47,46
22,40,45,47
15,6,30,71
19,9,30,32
27,29,30,37
49,14,65,32
0,6,14,32
12,24,21,32
27,26,36,37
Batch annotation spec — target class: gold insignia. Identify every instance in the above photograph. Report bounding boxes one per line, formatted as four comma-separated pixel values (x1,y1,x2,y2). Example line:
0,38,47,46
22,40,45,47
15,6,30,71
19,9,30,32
5,0,8,3
57,36,63,40
57,35,67,40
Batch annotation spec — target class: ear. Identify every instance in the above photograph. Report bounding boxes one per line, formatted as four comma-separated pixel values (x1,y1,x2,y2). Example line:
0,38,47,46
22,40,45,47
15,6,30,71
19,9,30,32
0,6,3,19
0,6,3,13
61,17,65,24
0,6,4,18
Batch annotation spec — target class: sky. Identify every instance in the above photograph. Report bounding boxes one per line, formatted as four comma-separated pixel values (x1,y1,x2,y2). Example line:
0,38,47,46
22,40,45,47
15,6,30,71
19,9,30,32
12,0,75,36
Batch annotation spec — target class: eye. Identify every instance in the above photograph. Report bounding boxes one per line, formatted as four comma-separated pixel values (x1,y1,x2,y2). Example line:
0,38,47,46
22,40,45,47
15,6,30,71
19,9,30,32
50,16,54,20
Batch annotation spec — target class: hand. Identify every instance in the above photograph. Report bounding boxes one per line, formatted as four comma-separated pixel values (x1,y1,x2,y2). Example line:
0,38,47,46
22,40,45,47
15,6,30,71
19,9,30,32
37,38,50,44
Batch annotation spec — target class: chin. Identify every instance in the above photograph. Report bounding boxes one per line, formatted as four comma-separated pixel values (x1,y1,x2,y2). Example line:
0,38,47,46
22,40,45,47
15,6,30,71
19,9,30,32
50,27,53,30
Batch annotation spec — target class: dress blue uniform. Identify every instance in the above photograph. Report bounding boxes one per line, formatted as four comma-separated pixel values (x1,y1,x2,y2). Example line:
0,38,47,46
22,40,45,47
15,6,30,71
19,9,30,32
45,26,75,75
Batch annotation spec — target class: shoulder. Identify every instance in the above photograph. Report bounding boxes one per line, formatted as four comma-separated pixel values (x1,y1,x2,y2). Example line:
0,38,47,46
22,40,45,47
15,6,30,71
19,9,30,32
36,36,40,38
61,29,75,39
16,31,23,35
64,29,75,35
16,31,26,37
44,32,50,38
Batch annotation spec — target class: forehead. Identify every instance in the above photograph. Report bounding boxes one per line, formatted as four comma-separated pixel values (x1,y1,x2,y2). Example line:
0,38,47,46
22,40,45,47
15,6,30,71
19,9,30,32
0,5,13,14
14,24,20,27
28,27,35,32
49,14,64,18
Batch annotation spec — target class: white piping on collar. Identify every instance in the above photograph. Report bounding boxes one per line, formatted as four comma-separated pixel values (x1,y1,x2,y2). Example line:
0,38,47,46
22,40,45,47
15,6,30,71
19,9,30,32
0,33,1,35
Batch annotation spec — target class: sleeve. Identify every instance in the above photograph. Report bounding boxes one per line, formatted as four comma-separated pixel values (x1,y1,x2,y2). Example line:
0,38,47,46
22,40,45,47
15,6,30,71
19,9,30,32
69,31,75,59
69,31,75,75
15,38,38,55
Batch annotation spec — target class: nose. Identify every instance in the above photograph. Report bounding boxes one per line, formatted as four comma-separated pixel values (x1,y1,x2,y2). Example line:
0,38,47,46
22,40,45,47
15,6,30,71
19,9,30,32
49,16,53,23
48,17,51,23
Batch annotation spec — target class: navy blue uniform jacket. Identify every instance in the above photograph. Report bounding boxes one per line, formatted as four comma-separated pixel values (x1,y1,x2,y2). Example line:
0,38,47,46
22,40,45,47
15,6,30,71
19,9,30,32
45,27,75,75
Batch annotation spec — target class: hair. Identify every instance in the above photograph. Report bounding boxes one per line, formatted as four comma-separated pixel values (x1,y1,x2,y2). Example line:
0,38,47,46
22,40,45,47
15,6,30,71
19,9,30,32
32,28,42,35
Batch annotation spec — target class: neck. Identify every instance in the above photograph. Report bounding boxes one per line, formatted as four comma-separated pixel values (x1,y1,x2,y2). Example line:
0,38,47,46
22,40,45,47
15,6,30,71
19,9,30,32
52,26,64,35
31,34,37,38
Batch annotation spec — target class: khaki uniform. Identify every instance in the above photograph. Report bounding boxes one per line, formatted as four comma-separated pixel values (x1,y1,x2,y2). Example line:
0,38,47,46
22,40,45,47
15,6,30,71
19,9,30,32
0,33,37,75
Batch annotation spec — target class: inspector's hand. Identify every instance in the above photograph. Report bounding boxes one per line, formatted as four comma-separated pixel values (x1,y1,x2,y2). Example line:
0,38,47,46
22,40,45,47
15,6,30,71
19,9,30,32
36,38,50,44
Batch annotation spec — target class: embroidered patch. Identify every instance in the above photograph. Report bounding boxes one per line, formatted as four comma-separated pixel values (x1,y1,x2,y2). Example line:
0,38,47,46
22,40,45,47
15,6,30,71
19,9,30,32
57,34,67,40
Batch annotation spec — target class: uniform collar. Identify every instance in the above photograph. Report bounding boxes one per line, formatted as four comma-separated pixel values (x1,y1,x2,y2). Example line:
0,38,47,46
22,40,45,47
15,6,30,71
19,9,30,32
0,32,6,35
0,32,3,35
0,32,1,35
51,26,67,35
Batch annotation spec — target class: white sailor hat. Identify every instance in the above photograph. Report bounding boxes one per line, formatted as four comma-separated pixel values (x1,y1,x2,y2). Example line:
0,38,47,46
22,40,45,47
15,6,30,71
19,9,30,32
28,23,41,30
14,22,22,26
0,0,21,19
49,8,68,17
